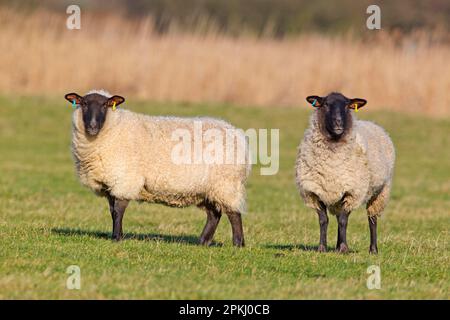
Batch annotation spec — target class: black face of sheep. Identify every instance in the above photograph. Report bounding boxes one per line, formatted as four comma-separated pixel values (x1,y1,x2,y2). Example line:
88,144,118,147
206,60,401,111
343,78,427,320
306,93,367,141
65,93,125,136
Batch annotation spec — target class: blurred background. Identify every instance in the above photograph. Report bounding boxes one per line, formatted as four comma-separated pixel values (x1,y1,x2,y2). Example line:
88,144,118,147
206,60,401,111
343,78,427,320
0,0,449,115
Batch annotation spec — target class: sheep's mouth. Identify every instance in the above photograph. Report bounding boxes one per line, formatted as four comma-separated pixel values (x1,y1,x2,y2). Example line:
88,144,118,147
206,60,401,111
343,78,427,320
325,124,345,140
331,126,345,136
86,127,100,136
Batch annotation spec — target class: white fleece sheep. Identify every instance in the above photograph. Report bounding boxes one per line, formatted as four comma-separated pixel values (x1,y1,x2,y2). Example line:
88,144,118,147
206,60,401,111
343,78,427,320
296,117,395,214
68,89,251,246
295,92,395,253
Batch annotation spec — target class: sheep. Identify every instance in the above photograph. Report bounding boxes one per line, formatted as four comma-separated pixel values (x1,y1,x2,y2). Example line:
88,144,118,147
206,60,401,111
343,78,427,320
295,92,395,254
64,90,251,247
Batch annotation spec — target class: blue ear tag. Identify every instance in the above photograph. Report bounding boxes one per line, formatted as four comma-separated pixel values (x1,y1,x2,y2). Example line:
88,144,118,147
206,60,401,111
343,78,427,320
72,100,77,109
312,99,317,107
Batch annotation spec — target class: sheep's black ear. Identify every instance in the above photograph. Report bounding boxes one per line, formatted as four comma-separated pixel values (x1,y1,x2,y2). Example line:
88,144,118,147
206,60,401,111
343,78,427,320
65,93,83,104
306,95,323,107
106,95,125,108
349,98,367,110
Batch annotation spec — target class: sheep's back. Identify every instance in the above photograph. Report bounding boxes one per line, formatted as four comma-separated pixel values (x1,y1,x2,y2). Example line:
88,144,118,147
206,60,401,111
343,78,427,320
354,120,395,190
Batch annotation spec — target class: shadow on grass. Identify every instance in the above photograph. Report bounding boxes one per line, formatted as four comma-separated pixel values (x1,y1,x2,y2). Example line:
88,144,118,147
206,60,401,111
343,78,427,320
263,243,357,253
51,228,223,247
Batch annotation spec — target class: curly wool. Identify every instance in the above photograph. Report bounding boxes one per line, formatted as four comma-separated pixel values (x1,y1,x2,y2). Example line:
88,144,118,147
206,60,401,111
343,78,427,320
295,111,395,216
71,100,251,214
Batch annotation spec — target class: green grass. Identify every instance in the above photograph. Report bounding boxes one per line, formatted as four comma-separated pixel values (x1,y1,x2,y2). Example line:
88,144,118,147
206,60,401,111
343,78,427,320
0,95,448,299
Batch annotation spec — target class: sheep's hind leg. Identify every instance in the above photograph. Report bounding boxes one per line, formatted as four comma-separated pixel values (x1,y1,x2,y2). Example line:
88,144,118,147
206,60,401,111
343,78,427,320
336,212,350,253
336,224,342,251
368,216,378,254
227,212,245,247
317,204,328,252
366,184,390,254
106,194,129,241
199,203,222,246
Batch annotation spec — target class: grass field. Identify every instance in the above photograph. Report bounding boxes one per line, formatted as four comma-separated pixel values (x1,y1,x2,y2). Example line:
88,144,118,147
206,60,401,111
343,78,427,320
0,95,448,299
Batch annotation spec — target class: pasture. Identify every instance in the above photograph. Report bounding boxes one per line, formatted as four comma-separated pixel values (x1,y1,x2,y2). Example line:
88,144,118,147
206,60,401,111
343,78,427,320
0,95,448,299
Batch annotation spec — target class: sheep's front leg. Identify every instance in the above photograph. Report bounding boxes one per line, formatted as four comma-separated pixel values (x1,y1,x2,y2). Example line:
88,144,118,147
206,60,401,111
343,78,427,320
199,206,222,246
227,212,245,247
336,212,350,253
368,216,378,254
317,205,328,252
107,194,129,241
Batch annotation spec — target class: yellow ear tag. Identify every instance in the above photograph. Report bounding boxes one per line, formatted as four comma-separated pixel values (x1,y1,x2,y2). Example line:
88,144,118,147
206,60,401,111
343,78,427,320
112,101,116,111
354,104,358,112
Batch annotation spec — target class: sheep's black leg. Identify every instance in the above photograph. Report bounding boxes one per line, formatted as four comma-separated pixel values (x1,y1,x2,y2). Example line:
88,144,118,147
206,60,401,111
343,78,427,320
112,199,128,241
199,205,222,246
336,216,342,250
368,216,378,254
107,194,115,220
107,194,129,241
337,212,350,253
227,212,245,247
317,206,328,252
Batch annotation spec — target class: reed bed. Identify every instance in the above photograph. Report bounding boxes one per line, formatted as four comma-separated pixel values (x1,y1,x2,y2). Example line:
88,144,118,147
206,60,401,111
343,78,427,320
1,8,448,115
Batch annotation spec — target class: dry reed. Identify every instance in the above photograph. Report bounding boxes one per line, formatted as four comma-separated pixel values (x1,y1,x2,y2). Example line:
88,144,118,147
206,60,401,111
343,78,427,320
0,8,449,115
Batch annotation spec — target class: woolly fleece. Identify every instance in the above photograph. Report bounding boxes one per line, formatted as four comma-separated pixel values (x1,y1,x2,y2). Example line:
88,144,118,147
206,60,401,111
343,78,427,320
295,111,395,216
72,97,250,214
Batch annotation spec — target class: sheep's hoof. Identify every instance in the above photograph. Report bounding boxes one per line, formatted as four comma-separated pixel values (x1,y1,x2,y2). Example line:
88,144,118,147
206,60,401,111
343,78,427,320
112,234,123,242
318,244,327,252
338,243,349,254
199,238,213,246
369,245,378,254
233,239,245,247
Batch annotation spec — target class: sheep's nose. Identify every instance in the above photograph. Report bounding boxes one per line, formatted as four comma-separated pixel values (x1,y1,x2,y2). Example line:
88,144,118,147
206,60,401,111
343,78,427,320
89,119,97,128
334,117,343,127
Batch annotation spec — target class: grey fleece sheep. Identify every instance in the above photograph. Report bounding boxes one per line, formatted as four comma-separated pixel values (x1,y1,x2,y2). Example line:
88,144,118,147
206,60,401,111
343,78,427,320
295,92,395,254
65,90,250,247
